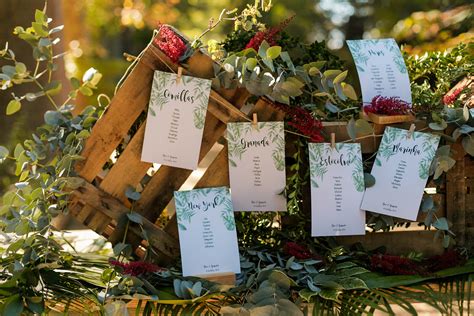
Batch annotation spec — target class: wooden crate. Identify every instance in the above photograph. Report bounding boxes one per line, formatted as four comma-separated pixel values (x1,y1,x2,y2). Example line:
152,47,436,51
68,26,473,267
68,28,285,265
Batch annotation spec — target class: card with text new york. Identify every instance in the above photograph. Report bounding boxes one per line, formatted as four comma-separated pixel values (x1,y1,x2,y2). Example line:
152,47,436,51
227,122,287,212
141,71,211,170
309,143,366,236
361,127,440,220
347,39,412,107
174,187,240,277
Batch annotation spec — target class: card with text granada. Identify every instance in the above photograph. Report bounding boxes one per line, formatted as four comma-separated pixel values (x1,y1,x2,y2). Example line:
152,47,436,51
227,122,287,212
141,71,211,170
309,143,366,236
361,127,440,220
174,187,240,277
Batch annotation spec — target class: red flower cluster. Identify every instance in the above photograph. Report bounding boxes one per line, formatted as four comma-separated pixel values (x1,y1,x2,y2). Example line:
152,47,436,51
283,242,313,259
443,86,464,105
370,254,422,275
245,15,295,51
423,249,466,272
154,25,187,63
364,95,411,115
272,103,324,142
110,260,162,276
371,250,467,276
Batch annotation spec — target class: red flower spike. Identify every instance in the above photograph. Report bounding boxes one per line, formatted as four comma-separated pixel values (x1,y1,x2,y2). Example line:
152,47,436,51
370,254,423,275
364,95,411,115
110,260,163,276
245,15,295,51
424,249,466,272
283,242,313,260
154,25,187,64
271,103,324,142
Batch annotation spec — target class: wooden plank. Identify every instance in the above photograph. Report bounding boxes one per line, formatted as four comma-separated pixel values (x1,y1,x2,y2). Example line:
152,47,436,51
76,43,169,182
336,231,444,255
164,147,230,240
99,123,151,203
69,180,179,262
135,113,226,220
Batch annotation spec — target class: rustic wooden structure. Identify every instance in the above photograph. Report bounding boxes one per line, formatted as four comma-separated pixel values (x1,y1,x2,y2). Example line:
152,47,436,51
67,26,474,272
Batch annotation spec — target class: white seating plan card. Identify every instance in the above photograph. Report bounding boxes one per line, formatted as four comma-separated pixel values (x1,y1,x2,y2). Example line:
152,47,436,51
347,38,412,107
141,70,211,170
361,127,440,221
309,143,366,236
174,187,240,277
227,122,287,212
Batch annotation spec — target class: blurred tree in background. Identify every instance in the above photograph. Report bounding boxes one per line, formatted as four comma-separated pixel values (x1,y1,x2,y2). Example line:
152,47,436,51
0,0,472,194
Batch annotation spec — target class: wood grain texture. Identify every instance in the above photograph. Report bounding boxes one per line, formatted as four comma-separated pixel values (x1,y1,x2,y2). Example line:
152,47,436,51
99,123,151,204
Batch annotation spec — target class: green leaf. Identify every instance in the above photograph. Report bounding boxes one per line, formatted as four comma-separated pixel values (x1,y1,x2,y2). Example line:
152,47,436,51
32,22,48,37
125,187,141,201
333,70,348,84
281,80,303,97
346,118,356,141
0,146,9,163
462,136,474,156
6,100,21,115
15,62,27,74
341,82,358,100
338,277,368,290
44,81,62,96
429,120,447,131
433,217,449,231
258,40,270,59
35,9,46,25
364,173,375,188
245,58,257,71
266,46,282,60
127,212,143,224
79,86,93,96
355,119,373,136
3,294,24,316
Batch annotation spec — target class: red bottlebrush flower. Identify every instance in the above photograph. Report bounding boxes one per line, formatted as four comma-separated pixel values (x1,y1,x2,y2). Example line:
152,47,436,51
423,249,466,272
110,260,163,276
271,103,324,142
370,254,424,275
364,95,411,115
245,15,295,51
154,25,187,63
283,242,313,260
443,86,464,105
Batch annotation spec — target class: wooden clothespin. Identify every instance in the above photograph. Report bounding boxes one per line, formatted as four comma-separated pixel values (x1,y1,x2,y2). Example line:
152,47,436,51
176,66,183,84
406,123,416,139
330,133,336,149
252,113,258,130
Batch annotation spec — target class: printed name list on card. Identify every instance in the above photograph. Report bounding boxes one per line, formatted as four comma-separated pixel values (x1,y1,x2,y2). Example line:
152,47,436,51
141,71,211,170
174,187,240,277
227,122,287,212
346,39,412,107
361,127,440,221
309,143,366,236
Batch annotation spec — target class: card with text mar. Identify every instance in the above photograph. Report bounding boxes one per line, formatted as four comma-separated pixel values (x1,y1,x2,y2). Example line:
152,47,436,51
174,187,240,277
361,127,440,221
227,122,287,212
347,39,412,107
309,143,366,236
141,71,211,170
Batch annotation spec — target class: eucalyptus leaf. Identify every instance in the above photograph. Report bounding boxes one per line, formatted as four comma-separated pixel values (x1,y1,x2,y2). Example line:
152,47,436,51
125,187,141,201
6,100,21,115
429,120,448,131
126,212,143,225
355,119,373,136
0,146,9,163
266,46,282,60
364,173,375,188
461,136,474,156
346,118,356,141
433,217,449,231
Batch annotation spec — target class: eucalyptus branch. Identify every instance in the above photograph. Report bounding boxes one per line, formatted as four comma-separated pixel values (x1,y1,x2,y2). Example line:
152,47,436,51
191,9,228,48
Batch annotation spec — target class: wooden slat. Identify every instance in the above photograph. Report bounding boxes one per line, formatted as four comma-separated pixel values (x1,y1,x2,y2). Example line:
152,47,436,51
337,230,444,255
70,181,179,262
76,43,169,182
135,113,225,220
99,123,151,203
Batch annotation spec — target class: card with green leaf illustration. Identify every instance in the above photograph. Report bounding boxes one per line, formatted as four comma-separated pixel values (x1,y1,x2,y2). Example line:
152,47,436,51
361,127,440,221
174,186,240,277
141,70,211,170
347,39,412,107
309,143,366,236
227,121,286,212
